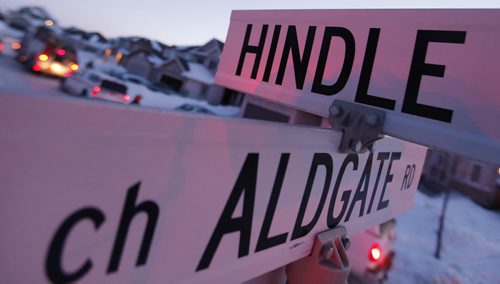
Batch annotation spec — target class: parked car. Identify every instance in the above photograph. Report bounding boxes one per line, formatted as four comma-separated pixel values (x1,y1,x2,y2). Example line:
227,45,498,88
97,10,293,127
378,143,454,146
348,219,396,283
118,73,174,95
147,82,174,94
119,73,150,85
175,103,216,115
18,26,78,77
61,70,131,104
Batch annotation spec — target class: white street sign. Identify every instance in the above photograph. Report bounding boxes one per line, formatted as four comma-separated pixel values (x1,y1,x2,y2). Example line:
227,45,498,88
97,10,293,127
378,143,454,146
0,93,426,283
216,9,500,164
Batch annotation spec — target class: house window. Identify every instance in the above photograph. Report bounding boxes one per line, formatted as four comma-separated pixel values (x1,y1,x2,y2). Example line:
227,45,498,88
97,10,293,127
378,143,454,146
197,85,208,100
208,60,218,71
220,89,245,106
160,75,183,92
471,164,481,182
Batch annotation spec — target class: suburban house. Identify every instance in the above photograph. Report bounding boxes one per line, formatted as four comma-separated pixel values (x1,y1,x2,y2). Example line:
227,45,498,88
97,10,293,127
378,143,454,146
63,27,110,54
180,38,224,73
6,6,56,32
120,49,165,78
117,38,245,107
422,149,500,208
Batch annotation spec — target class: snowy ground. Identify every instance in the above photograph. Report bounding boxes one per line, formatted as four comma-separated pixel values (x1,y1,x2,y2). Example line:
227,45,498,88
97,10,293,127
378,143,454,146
388,189,500,284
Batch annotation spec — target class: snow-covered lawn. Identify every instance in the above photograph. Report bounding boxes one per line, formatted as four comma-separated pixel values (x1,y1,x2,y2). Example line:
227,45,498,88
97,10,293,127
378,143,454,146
389,189,500,283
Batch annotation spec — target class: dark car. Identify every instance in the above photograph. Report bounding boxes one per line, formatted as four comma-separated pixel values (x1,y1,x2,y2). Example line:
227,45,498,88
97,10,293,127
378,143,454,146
175,104,216,115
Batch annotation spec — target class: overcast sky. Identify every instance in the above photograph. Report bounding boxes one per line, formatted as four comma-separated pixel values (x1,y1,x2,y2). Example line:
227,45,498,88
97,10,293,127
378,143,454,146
2,1,499,45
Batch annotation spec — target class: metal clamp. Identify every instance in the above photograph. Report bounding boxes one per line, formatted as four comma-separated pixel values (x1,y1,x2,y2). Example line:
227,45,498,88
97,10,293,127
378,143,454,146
328,100,385,154
286,226,351,284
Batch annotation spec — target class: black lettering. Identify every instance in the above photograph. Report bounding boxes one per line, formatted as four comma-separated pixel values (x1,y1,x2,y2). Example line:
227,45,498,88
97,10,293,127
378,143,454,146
409,164,416,188
256,153,290,252
236,24,269,79
401,164,417,190
377,152,402,210
262,25,282,82
402,30,466,122
311,27,355,96
355,28,396,110
345,153,373,221
46,208,105,283
401,165,411,190
327,154,358,228
196,154,257,271
107,182,159,273
367,152,390,214
275,25,317,90
291,153,333,240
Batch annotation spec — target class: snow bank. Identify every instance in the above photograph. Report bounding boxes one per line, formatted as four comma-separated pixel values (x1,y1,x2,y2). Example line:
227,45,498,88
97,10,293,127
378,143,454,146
388,189,500,283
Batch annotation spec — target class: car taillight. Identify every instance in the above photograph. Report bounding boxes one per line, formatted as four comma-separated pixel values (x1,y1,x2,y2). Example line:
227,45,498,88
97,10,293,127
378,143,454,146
70,63,79,71
369,243,381,262
124,94,131,101
0,43,4,51
32,65,41,72
56,49,66,56
38,53,49,61
92,86,101,95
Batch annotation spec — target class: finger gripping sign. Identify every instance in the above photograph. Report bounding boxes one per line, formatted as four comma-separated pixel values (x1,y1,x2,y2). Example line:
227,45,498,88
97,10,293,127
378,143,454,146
0,93,426,283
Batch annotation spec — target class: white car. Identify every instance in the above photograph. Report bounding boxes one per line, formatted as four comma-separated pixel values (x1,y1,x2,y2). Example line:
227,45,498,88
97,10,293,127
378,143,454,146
61,70,131,104
348,219,396,283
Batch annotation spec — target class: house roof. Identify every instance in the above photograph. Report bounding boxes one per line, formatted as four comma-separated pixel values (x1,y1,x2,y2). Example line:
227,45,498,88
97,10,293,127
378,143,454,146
126,48,165,62
182,62,214,85
204,38,224,51
157,55,190,72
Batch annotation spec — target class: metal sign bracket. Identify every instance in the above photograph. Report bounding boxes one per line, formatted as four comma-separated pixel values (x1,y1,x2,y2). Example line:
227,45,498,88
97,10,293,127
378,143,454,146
328,100,385,154
286,226,351,284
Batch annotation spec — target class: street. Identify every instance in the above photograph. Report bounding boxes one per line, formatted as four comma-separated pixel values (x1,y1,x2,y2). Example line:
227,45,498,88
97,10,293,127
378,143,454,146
0,53,70,98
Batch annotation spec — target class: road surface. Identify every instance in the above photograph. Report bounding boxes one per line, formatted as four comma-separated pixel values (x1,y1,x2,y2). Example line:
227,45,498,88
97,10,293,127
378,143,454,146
0,53,69,98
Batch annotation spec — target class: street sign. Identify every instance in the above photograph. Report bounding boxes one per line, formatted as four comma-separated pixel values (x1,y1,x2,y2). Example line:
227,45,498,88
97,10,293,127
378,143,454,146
0,93,426,283
216,9,500,164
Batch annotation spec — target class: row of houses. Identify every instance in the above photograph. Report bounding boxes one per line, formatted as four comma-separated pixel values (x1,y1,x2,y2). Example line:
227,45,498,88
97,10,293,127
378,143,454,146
116,37,243,106
66,30,245,106
5,6,245,107
422,150,500,208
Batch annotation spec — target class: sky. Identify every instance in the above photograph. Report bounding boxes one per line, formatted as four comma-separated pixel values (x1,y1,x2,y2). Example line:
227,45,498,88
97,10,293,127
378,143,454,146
1,0,499,46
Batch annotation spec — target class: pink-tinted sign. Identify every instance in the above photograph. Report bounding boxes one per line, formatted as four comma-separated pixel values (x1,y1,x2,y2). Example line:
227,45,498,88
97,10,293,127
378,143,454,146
0,93,426,282
216,9,500,164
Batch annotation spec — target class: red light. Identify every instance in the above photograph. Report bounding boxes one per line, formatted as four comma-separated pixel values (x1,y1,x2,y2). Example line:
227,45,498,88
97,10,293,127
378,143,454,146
369,244,381,262
56,49,66,56
11,42,21,50
32,65,41,72
92,86,101,95
124,94,131,101
0,43,4,51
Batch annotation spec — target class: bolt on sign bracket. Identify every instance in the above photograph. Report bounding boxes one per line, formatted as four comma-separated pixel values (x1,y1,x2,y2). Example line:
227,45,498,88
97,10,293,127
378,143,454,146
328,100,385,154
